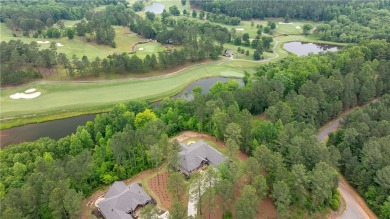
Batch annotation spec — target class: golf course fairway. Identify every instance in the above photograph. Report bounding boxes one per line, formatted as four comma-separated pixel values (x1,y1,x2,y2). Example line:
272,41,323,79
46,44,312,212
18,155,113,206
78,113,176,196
1,60,248,123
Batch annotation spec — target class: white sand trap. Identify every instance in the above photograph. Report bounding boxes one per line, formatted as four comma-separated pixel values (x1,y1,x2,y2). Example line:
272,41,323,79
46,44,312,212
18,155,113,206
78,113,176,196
55,43,64,47
37,41,50,44
10,92,41,99
25,88,37,93
139,48,144,51
296,26,301,29
278,22,293,24
235,28,244,31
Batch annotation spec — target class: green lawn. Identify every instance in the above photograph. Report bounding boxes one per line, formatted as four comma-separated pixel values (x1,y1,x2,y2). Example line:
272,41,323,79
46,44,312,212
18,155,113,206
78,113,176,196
62,20,81,28
132,41,167,58
271,18,321,35
1,60,248,120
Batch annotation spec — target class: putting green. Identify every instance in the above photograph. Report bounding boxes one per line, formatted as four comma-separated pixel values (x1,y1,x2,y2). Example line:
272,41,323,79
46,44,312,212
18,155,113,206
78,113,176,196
1,60,248,119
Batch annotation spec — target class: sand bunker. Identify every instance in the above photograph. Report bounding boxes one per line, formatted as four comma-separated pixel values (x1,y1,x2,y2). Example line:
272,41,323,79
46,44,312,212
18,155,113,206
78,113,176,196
296,26,301,29
235,28,244,31
10,92,41,99
55,43,64,47
25,88,37,93
37,41,50,44
278,22,293,24
139,48,144,51
10,88,41,99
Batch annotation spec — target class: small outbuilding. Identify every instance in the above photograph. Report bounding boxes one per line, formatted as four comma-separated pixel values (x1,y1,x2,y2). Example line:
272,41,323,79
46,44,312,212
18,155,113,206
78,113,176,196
178,141,226,176
223,49,233,57
97,182,152,219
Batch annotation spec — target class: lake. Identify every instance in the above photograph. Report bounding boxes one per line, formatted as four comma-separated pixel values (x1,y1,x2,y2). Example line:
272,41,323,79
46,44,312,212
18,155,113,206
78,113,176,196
283,41,341,56
1,77,243,147
144,3,165,14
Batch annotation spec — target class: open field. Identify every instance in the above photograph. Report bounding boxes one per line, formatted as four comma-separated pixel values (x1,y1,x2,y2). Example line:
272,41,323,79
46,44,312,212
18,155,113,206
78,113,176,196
1,59,251,120
0,23,167,59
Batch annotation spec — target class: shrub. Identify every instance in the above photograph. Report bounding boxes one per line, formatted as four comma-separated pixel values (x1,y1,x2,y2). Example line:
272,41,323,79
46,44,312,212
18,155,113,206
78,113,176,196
331,198,340,211
223,211,233,219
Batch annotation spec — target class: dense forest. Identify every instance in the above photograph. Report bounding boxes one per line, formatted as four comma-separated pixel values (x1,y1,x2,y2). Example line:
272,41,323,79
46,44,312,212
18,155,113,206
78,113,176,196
0,0,126,36
328,97,390,218
190,0,390,42
1,40,389,218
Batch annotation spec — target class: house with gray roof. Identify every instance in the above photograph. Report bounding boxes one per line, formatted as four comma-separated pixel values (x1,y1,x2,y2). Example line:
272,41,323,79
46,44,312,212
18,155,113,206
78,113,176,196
178,141,226,176
97,182,152,219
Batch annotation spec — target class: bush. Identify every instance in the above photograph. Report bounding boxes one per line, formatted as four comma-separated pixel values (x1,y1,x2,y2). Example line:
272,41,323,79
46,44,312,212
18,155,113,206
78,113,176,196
331,198,340,211
223,211,233,219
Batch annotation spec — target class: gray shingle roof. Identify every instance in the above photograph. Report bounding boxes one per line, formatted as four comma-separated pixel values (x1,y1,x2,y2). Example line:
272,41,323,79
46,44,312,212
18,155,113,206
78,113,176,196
178,141,226,175
97,182,152,219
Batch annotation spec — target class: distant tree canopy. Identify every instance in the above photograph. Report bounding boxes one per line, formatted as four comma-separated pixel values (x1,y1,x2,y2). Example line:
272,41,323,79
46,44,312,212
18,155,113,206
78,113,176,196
190,0,390,42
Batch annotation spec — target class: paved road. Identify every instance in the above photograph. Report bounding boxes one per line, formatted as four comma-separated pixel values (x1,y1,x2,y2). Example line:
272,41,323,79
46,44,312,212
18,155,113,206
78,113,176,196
337,177,372,219
317,118,341,142
317,107,378,219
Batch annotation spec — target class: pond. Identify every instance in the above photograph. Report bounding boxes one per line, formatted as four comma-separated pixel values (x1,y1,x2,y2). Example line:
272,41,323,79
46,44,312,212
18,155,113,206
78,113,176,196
0,114,97,147
144,3,165,14
1,77,243,147
283,41,341,56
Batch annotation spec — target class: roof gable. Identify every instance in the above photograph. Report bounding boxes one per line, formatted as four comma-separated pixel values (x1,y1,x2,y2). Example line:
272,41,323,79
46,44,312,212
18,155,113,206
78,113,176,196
178,141,226,175
98,182,152,219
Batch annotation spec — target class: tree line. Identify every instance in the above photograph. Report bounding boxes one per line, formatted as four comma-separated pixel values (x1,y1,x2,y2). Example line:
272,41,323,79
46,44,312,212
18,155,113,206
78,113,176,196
1,10,231,84
1,4,86,36
190,0,390,42
328,96,390,218
1,40,389,218
0,103,168,219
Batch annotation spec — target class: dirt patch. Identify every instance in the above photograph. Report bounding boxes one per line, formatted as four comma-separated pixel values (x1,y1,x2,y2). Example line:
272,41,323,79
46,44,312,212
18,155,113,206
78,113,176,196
147,171,172,210
257,112,266,120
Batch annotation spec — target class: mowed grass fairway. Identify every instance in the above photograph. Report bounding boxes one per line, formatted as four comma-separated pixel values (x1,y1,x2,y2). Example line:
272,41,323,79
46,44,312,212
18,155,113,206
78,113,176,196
1,60,249,120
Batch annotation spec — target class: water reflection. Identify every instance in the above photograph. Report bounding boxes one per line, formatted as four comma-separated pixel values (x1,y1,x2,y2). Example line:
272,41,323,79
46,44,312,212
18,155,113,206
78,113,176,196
283,41,341,56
